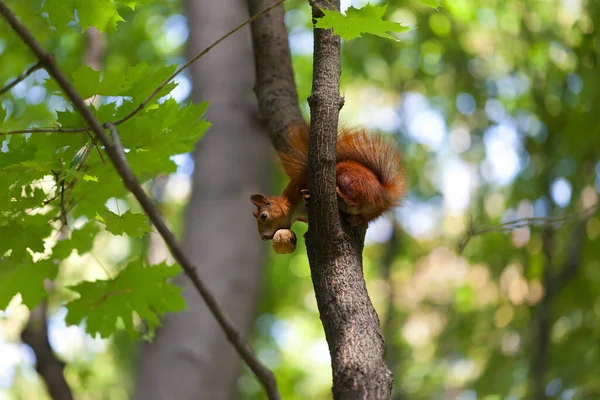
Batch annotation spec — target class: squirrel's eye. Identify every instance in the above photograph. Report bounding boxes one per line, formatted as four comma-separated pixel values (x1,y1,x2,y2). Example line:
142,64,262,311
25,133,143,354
260,213,268,222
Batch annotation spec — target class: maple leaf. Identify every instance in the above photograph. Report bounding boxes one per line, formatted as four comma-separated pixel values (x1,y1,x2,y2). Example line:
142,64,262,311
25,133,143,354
0,258,58,310
315,3,410,41
65,261,186,338
42,0,125,33
95,210,153,238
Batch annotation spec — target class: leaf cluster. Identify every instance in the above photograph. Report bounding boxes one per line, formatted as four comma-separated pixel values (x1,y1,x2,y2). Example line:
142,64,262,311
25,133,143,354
1,0,208,338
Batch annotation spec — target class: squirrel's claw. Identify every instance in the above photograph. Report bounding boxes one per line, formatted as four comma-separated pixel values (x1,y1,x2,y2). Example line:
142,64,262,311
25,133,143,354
301,189,311,207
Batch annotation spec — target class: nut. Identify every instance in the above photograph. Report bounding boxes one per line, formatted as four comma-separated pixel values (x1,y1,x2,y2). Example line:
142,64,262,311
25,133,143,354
272,229,297,254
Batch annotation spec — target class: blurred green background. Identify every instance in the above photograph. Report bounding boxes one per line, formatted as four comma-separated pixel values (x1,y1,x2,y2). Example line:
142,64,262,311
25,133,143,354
1,0,600,399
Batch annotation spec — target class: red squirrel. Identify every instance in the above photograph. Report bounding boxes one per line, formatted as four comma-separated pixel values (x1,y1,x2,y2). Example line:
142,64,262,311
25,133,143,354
250,124,406,240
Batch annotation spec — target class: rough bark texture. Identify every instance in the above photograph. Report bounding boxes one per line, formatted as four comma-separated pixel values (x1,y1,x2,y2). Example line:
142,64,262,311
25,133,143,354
304,1,393,398
133,0,271,398
247,0,304,151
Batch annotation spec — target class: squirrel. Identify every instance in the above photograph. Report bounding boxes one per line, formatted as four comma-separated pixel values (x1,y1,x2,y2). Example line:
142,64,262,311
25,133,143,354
250,124,406,240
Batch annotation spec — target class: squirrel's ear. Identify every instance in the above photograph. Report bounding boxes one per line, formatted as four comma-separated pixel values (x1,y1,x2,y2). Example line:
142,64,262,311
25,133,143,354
250,194,266,207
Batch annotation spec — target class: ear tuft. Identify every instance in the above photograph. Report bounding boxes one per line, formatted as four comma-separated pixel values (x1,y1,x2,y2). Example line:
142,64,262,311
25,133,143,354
250,194,266,207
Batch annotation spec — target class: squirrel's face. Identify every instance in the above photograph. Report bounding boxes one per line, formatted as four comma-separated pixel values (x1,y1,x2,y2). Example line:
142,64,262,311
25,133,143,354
250,194,291,240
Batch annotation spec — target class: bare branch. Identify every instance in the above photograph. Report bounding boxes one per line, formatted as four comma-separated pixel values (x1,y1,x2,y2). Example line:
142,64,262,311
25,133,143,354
0,3,279,398
457,202,599,254
0,126,88,135
0,60,42,96
21,300,74,400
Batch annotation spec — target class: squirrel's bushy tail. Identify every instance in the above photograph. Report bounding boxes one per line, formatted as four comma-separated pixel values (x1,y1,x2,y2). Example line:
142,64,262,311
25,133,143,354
278,124,406,206
277,123,310,179
336,127,405,206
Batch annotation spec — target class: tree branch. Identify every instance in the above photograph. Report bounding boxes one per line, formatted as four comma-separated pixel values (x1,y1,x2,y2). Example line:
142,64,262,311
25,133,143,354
304,0,393,398
0,60,42,96
21,300,74,400
457,202,599,254
0,126,89,135
0,3,279,398
247,0,305,152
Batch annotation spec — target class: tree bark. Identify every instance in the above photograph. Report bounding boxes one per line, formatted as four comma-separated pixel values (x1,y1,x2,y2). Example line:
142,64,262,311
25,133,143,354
133,0,271,398
247,0,304,152
304,1,393,398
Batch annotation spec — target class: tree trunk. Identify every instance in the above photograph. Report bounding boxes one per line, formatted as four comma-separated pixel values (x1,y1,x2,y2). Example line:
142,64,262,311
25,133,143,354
133,0,271,398
305,1,393,398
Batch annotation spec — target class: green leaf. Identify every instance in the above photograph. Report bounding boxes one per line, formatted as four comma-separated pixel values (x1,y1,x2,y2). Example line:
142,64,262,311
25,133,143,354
96,210,153,237
315,4,410,41
41,0,75,29
0,258,58,310
54,63,178,105
0,214,53,261
42,0,125,33
119,99,210,154
120,0,153,9
56,109,86,127
78,0,125,33
65,261,186,338
419,0,442,9
70,66,102,100
83,174,99,182
52,222,101,260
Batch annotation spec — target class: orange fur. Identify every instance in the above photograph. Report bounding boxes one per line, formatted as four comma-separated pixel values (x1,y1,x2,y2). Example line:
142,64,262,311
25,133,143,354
279,124,406,211
251,123,406,239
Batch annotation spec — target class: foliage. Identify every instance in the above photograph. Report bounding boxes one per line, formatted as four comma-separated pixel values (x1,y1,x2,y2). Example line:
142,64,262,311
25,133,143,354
0,0,208,342
65,261,185,339
2,0,600,399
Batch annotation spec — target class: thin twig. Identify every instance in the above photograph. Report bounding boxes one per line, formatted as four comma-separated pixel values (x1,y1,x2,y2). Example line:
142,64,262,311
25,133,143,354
457,202,599,254
111,0,287,126
0,126,89,135
0,2,280,398
0,60,42,96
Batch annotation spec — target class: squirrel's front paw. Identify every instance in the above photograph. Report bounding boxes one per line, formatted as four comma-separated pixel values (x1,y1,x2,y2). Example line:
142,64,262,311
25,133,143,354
300,189,311,207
